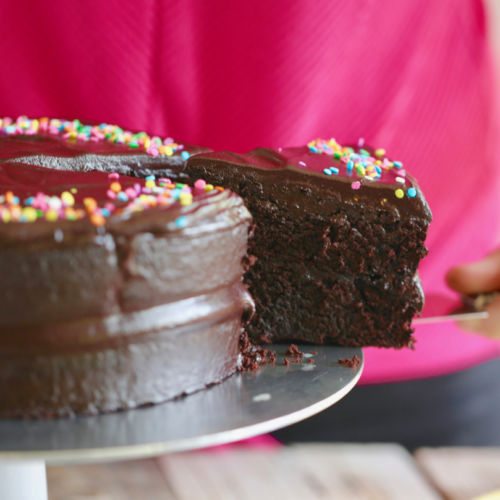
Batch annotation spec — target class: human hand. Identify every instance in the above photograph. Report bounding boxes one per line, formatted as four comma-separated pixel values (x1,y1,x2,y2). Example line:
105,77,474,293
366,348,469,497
446,249,500,339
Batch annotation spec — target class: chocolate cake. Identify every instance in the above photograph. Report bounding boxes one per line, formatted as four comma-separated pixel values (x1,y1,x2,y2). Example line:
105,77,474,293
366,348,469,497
184,139,432,348
0,117,253,418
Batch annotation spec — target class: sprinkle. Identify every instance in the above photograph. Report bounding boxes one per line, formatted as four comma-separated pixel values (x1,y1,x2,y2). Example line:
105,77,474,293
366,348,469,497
395,188,405,199
374,148,386,157
395,177,405,184
205,184,214,192
61,191,75,206
179,192,193,206
393,161,403,168
357,137,365,147
323,168,332,176
407,187,417,198
110,182,122,193
330,167,339,174
351,181,361,190
175,216,188,228
45,210,59,221
193,179,206,194
21,207,37,222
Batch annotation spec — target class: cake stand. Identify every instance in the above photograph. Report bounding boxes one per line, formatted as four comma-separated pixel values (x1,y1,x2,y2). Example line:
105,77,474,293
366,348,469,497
0,344,363,500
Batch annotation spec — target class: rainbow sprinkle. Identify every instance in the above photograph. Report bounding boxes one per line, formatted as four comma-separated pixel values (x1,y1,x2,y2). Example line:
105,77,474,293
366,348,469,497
308,138,413,198
0,174,218,227
0,116,188,159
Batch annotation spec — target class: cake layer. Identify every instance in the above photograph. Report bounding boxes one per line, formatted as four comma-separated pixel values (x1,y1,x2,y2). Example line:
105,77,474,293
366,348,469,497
0,283,250,418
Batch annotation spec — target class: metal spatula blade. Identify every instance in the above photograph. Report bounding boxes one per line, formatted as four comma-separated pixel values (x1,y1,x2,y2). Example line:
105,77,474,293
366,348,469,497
412,293,491,325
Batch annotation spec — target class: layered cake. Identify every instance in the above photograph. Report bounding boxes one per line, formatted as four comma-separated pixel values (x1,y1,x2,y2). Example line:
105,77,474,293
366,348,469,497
0,117,431,418
0,118,253,418
184,139,432,348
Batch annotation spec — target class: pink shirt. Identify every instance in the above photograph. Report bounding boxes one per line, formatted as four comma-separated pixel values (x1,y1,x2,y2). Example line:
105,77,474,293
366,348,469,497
1,0,499,382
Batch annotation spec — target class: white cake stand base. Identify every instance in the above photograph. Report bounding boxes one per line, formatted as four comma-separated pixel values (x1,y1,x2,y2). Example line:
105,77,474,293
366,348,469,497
0,461,47,500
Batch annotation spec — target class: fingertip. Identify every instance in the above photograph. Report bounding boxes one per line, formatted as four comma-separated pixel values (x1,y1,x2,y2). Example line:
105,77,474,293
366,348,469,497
445,265,472,294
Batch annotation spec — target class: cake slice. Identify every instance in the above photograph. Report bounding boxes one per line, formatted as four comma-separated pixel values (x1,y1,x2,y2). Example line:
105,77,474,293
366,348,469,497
184,139,432,348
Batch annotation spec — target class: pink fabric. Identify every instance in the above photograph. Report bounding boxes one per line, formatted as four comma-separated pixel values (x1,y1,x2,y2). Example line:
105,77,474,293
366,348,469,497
0,0,499,382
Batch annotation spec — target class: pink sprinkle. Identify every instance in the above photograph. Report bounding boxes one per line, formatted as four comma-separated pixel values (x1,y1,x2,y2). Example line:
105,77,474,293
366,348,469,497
158,178,171,184
193,179,206,194
351,181,361,190
341,156,349,163
125,188,137,199
164,137,174,145
147,146,159,157
108,172,120,180
106,189,117,200
142,188,153,194
104,202,115,213
399,169,407,177
299,161,307,167
358,137,365,147
134,183,142,193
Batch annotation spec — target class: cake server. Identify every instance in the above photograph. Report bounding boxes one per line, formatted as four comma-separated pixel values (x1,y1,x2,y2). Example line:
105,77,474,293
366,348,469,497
412,293,493,325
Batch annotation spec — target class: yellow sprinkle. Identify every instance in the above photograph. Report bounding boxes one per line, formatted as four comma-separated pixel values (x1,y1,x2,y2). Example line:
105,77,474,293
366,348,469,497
2,210,11,223
205,184,214,192
45,209,59,221
179,193,193,206
71,188,78,194
61,191,75,206
374,148,386,157
395,189,405,199
22,207,38,222
164,146,173,156
145,180,156,189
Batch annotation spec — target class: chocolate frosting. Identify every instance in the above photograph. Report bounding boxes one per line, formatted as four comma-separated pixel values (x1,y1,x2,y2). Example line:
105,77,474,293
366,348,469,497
185,146,432,221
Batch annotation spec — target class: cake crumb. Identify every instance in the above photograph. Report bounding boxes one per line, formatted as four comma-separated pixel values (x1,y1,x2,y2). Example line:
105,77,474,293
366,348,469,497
238,332,276,371
286,343,304,359
338,355,361,368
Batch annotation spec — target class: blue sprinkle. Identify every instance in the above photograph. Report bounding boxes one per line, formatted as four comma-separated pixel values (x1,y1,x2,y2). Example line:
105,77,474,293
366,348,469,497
393,161,403,168
309,146,318,153
181,151,191,160
12,196,20,205
323,168,332,176
101,208,111,217
117,192,129,202
347,161,354,171
407,187,417,198
330,167,339,174
175,216,188,228
24,197,34,206
171,188,181,198
375,166,382,174
145,175,156,181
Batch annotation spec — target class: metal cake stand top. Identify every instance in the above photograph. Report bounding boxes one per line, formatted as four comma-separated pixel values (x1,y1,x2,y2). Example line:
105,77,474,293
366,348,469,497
0,344,363,465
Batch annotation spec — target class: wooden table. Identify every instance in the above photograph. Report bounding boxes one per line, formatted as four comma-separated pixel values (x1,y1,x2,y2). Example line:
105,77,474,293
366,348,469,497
46,444,500,499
